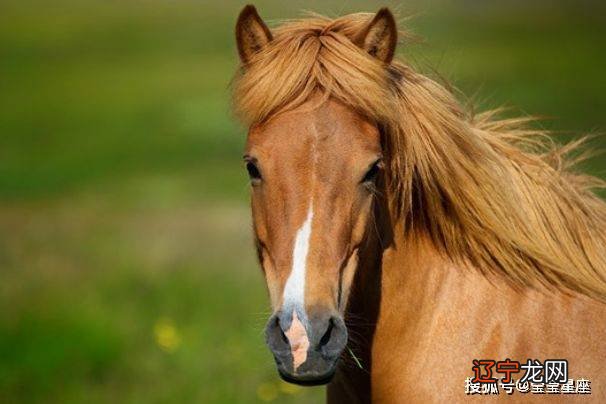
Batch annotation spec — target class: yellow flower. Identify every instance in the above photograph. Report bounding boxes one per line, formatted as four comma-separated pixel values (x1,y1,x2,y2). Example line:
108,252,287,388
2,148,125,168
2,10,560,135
279,380,302,395
256,382,278,402
154,318,181,352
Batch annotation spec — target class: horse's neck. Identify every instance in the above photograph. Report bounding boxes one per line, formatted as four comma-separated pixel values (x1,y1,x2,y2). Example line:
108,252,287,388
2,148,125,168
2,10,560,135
335,225,456,400
368,224,599,344
333,211,606,402
371,228,458,332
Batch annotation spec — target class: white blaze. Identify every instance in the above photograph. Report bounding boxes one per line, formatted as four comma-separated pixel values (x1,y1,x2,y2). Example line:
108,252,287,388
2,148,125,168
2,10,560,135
283,204,313,371
283,205,313,311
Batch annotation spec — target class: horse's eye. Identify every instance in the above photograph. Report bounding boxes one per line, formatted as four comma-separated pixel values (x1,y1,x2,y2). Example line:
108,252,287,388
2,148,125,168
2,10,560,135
361,160,382,184
246,161,262,182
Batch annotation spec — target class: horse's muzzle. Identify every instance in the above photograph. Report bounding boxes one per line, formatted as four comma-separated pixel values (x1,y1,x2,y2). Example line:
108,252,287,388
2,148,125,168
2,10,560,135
265,309,348,385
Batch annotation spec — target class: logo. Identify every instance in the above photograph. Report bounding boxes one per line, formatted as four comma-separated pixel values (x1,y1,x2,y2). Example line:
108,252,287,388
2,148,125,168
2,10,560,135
465,359,591,395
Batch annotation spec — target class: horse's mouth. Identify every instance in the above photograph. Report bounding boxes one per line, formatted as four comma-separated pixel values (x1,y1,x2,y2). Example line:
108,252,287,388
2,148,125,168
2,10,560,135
266,311,347,387
273,348,340,386
278,368,336,386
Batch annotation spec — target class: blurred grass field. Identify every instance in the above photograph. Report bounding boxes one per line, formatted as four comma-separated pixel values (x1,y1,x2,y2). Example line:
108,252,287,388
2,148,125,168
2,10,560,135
0,0,605,403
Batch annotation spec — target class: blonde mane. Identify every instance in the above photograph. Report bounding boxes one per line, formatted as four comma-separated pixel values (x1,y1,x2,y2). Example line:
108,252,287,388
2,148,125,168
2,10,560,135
232,13,606,300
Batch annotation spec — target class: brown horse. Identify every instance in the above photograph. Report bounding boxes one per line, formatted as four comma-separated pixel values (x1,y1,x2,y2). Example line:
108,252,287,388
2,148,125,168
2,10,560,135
232,5,606,403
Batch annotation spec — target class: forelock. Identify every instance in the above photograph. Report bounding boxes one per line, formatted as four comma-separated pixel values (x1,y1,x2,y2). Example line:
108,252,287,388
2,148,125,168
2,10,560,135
232,13,402,126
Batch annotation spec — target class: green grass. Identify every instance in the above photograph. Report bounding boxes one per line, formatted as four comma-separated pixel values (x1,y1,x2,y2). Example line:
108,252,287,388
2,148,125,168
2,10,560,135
0,193,324,403
0,1,604,402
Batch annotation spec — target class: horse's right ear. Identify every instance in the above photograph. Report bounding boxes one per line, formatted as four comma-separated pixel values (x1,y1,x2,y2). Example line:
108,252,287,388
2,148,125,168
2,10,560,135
236,5,272,65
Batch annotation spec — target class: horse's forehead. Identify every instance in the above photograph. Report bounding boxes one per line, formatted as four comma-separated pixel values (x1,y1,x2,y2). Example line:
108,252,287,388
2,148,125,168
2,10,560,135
247,99,380,157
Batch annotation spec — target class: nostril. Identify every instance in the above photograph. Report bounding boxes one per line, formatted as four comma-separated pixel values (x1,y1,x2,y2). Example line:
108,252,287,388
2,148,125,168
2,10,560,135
319,318,335,348
265,315,291,353
276,318,289,345
317,316,347,359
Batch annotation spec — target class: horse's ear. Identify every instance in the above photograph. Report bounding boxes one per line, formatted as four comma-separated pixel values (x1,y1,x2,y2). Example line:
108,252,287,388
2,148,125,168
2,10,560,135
236,5,272,64
354,8,397,63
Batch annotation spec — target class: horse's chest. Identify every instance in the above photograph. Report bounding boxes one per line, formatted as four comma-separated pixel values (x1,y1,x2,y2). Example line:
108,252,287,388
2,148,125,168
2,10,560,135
369,325,468,403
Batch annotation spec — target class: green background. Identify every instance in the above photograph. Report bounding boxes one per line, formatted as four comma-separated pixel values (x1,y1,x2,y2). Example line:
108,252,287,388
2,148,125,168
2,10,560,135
1,0,605,402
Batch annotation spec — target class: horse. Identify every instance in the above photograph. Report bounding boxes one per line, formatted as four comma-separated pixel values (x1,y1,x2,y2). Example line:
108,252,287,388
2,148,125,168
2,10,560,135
231,5,606,403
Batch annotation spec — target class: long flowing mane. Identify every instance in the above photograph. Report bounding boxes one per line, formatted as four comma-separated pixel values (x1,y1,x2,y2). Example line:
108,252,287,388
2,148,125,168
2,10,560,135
232,13,606,300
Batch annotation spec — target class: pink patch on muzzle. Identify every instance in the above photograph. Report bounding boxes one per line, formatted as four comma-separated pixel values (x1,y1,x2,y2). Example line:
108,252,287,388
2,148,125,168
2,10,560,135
284,311,310,372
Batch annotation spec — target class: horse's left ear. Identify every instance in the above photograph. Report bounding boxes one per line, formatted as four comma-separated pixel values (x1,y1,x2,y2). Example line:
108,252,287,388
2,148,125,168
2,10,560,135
236,5,273,65
354,8,398,63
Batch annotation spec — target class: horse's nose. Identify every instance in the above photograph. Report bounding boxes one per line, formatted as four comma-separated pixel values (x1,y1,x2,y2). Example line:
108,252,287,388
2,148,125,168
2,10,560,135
265,309,348,385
